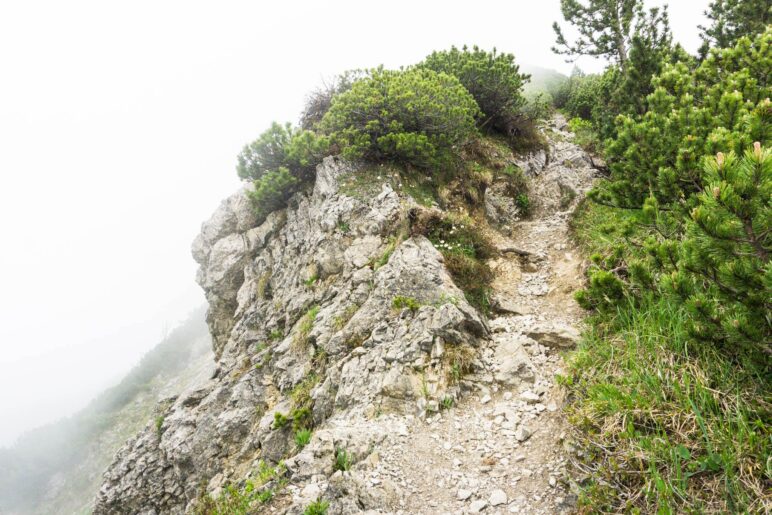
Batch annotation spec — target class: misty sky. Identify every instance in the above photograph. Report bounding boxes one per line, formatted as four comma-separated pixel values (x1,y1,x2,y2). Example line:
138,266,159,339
0,0,709,446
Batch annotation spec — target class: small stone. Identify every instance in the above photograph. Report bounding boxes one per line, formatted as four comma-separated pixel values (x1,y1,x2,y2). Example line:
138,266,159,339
457,489,473,501
489,489,508,506
481,395,492,404
549,476,557,487
503,392,513,401
470,499,488,512
519,391,541,404
515,427,531,442
547,401,558,412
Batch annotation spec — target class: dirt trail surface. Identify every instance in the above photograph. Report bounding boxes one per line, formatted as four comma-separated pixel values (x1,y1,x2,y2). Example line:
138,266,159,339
348,115,597,515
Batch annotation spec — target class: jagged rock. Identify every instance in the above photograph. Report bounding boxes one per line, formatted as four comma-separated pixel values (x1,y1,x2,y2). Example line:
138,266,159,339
94,114,592,515
519,391,541,404
526,323,580,349
94,156,489,514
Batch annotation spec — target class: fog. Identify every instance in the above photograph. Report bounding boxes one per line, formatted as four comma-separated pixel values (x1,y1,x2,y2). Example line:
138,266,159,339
0,0,708,446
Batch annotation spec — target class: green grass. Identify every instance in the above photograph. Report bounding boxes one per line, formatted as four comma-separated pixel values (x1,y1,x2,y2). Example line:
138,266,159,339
392,295,421,312
337,220,350,233
295,428,312,449
293,305,320,351
194,461,286,515
272,412,289,430
565,201,771,513
303,499,330,515
333,304,360,330
415,210,495,314
333,448,352,472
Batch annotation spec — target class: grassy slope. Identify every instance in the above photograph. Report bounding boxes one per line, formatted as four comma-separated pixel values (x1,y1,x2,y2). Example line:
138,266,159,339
566,201,771,513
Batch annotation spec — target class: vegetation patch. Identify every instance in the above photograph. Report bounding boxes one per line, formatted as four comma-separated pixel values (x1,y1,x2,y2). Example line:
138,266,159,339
256,272,272,299
411,209,495,313
194,461,287,515
333,448,352,472
292,305,321,351
443,343,476,384
154,416,164,435
319,67,480,170
566,200,771,513
333,304,360,331
294,428,312,449
391,296,421,312
303,499,330,515
566,117,600,154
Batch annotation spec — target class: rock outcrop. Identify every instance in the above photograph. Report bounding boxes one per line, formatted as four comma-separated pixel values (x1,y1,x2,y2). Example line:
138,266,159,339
95,157,489,514
95,114,596,514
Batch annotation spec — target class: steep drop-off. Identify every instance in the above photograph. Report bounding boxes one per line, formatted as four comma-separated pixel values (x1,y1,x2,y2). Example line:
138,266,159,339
0,310,213,515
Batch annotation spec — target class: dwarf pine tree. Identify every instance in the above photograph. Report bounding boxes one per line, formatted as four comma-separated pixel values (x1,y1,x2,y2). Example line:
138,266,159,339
670,145,771,354
593,27,771,208
578,29,772,356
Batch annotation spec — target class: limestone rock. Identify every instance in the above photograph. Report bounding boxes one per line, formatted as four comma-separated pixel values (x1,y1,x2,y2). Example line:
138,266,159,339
526,322,580,349
94,156,489,514
489,488,508,506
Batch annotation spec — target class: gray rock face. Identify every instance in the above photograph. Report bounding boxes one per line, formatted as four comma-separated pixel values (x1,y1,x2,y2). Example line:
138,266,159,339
94,157,488,514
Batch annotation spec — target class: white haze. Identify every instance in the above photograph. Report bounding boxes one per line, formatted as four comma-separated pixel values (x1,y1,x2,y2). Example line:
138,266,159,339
0,0,709,446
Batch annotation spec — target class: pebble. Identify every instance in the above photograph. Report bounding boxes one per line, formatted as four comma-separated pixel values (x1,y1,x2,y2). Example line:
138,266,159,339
458,489,472,501
470,499,488,513
489,489,508,506
519,391,541,404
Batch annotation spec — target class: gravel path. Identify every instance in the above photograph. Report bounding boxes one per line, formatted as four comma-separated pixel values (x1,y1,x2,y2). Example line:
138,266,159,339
360,115,597,515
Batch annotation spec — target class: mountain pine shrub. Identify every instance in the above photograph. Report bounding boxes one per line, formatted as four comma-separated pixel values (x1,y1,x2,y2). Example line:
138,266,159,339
237,122,330,221
419,46,529,135
246,167,299,222
237,123,330,182
595,27,771,208
319,67,480,169
666,145,770,354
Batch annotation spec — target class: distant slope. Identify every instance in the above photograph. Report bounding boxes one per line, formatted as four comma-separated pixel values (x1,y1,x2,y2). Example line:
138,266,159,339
0,307,214,515
521,64,568,95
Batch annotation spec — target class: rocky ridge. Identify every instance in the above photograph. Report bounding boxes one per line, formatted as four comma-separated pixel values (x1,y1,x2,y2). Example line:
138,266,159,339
94,115,596,514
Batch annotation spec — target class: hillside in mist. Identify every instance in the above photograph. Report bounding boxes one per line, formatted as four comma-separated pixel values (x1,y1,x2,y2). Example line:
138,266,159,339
0,308,213,515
